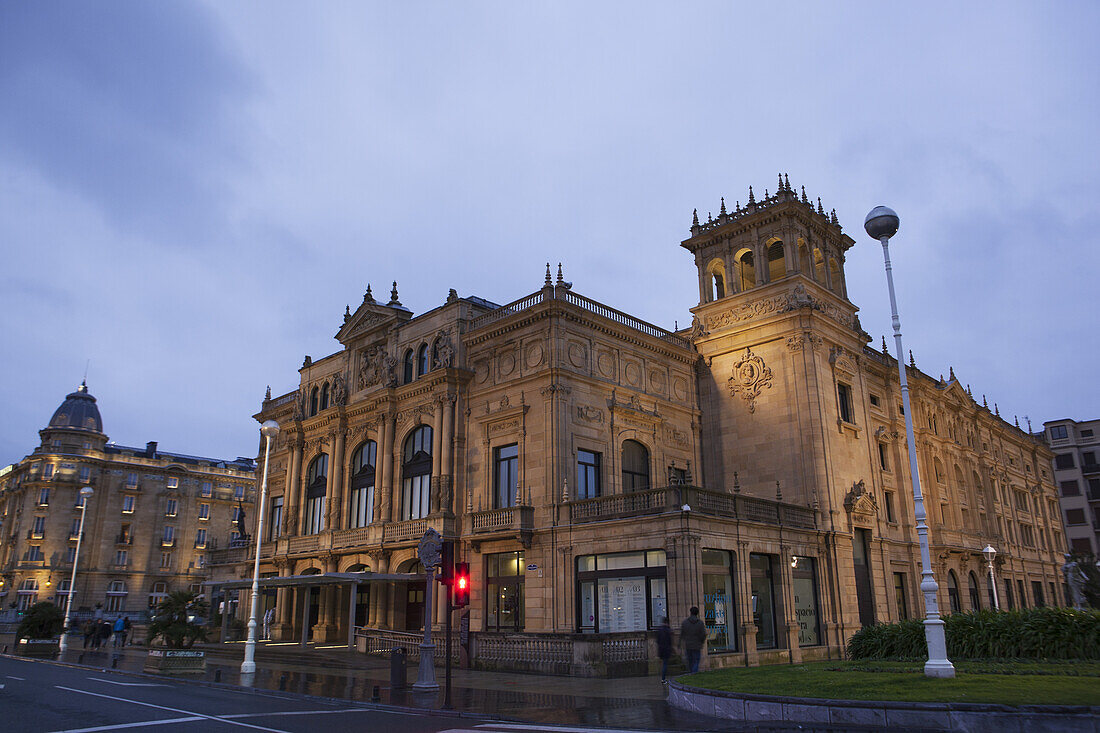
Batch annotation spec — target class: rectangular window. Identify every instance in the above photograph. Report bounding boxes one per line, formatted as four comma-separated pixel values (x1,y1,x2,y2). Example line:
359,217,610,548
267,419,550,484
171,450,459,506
269,497,283,540
1082,428,1095,438
126,472,138,487
750,553,778,649
575,550,667,633
1065,508,1087,525
118,523,132,544
878,443,890,472
669,466,688,485
37,488,50,506
1055,453,1075,470
66,546,76,563
1017,580,1027,609
701,549,737,652
201,481,213,497
1031,580,1045,607
884,491,897,523
167,477,179,489
115,549,128,566
837,383,854,423
869,393,881,408
234,484,245,500
26,545,44,561
304,496,325,534
162,525,175,546
893,572,909,619
165,498,178,517
195,528,207,548
122,495,136,513
791,556,820,647
1020,524,1034,547
43,464,55,480
69,518,81,540
1004,579,1014,610
486,550,526,632
350,484,374,529
160,552,172,569
1049,425,1069,440
31,515,46,537
494,444,519,509
79,466,91,483
577,450,601,500
198,503,210,520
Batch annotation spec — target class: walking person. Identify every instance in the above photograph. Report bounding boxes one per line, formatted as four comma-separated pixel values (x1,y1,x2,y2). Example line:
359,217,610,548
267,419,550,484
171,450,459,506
655,616,673,683
112,616,126,649
122,616,132,646
680,606,707,674
82,620,94,649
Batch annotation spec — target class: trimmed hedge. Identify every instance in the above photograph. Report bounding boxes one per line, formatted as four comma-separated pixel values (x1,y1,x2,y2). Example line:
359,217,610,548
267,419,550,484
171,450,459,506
847,607,1100,660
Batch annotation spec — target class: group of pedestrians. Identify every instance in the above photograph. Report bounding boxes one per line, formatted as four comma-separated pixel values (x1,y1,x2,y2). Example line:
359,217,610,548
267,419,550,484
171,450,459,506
654,606,710,683
81,616,131,649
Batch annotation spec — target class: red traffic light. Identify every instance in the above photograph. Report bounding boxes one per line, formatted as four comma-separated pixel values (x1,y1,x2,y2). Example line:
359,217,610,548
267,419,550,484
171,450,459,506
453,562,470,608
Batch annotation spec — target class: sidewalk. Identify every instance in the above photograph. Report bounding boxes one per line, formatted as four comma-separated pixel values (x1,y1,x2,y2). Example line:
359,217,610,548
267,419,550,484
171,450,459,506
1,634,744,731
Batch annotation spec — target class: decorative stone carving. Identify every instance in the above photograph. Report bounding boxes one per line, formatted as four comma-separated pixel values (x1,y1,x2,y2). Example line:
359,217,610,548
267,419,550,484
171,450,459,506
727,347,773,413
431,329,455,369
575,405,604,424
829,345,858,375
332,374,347,406
666,426,688,447
687,314,709,341
705,283,855,332
844,479,878,520
358,344,388,390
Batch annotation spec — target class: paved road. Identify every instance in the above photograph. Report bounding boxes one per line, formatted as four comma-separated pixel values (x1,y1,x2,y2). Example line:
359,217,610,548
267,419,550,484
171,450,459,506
0,656,715,733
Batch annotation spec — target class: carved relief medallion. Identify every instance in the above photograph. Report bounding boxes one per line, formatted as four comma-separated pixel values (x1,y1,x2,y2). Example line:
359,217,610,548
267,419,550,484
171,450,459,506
727,347,773,413
568,342,587,369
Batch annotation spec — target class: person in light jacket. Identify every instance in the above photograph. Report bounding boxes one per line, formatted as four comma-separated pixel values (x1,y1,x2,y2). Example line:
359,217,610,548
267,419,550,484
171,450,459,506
680,606,707,673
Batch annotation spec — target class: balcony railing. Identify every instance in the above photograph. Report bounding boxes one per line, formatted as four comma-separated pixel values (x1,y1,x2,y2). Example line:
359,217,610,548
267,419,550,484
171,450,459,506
470,505,534,534
116,535,133,545
26,530,45,540
567,485,816,529
332,526,377,550
208,546,249,566
382,519,427,544
287,535,319,554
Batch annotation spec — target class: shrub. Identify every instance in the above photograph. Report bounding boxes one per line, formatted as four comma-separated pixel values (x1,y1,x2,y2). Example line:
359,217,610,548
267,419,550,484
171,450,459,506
147,591,209,649
847,607,1100,661
17,602,64,640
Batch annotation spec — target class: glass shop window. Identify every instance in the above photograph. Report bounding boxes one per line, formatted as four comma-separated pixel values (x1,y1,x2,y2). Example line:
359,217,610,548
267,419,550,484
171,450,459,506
750,553,778,649
701,549,737,653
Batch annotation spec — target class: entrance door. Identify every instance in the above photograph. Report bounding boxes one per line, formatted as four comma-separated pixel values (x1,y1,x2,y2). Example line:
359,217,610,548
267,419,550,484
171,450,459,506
853,528,875,627
307,587,320,638
405,582,425,631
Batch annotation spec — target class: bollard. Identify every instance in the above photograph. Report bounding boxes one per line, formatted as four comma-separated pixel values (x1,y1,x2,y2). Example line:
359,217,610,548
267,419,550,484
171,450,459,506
390,647,407,689
278,673,288,691
214,669,221,683
371,684,381,703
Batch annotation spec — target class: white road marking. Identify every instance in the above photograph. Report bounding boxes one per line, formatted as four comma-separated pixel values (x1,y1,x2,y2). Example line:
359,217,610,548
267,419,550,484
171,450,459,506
220,709,374,719
474,725,658,733
7,675,26,680
87,677,166,687
47,716,203,733
53,686,289,733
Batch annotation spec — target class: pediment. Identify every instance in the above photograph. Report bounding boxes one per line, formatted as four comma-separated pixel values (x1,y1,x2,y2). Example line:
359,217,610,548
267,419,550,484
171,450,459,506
335,301,407,344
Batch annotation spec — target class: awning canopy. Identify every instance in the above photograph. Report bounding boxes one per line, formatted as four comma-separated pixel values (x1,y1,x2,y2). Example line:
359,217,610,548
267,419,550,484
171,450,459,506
204,571,423,591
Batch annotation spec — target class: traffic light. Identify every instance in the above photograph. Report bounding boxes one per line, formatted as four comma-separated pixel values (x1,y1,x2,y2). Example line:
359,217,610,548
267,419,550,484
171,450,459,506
453,562,470,608
439,541,454,585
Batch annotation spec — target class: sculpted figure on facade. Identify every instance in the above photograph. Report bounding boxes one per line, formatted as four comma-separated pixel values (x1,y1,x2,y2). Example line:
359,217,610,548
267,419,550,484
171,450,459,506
358,344,387,390
432,329,455,369
332,373,348,406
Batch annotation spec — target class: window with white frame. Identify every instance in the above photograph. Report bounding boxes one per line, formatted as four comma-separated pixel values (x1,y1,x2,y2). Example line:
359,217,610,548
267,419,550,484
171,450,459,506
350,441,376,528
105,580,127,612
121,495,135,513
195,528,207,548
198,503,209,520
304,454,328,534
401,427,432,520
165,498,178,517
167,476,179,489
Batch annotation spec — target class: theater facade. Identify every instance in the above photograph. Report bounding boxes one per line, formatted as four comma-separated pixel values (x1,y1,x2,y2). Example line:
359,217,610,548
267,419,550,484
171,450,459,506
209,181,1067,673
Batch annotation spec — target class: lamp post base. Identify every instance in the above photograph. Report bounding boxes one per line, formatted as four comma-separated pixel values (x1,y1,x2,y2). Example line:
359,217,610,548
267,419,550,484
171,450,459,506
412,642,439,691
922,618,955,679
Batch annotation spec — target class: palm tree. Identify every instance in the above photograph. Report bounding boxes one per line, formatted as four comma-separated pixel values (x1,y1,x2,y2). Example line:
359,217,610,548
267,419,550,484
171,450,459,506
147,591,208,649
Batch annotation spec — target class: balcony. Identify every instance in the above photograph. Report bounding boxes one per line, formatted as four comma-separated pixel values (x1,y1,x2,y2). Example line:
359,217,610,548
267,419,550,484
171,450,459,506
332,526,380,550
116,535,133,546
567,485,816,529
470,505,534,548
208,546,249,566
161,538,175,548
381,516,455,545
26,530,45,540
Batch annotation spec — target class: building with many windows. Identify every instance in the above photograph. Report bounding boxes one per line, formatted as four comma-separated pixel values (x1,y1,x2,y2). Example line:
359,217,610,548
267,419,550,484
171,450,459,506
209,181,1067,672
1043,417,1100,556
0,382,255,618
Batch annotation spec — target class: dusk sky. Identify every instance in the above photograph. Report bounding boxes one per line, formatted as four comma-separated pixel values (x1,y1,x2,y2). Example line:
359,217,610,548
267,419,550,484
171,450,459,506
2,2,1097,465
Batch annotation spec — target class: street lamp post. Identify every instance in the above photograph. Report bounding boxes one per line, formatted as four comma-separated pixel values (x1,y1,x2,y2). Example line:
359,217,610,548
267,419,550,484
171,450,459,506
866,206,955,679
59,486,94,653
983,545,1000,610
241,420,279,676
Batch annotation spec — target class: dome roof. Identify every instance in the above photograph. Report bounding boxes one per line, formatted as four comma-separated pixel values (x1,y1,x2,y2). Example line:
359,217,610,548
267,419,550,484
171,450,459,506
48,380,103,433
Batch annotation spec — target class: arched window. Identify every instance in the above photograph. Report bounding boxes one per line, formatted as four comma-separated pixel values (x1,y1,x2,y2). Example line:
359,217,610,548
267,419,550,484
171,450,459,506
735,249,755,291
798,241,811,274
828,259,843,295
934,458,946,484
403,349,415,384
304,454,328,534
417,344,429,377
767,241,785,282
309,387,319,417
320,382,330,411
946,570,961,614
401,425,433,520
967,571,981,610
706,259,726,301
431,338,442,370
349,441,377,528
106,580,128,612
813,248,826,283
621,439,650,492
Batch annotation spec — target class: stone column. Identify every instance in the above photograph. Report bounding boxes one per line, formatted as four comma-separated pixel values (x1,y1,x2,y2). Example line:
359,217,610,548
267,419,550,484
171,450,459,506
274,586,291,640
736,543,760,666
755,244,767,286
328,426,346,531
382,415,396,522
373,419,387,524
440,395,455,515
285,437,303,536
779,546,802,663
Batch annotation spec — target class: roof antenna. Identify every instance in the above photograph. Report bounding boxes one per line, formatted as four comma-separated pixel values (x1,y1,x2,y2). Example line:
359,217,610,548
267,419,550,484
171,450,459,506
83,359,90,388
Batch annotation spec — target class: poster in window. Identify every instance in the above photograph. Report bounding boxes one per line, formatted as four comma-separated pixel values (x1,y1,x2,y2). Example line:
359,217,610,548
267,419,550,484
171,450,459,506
598,577,646,632
792,558,819,646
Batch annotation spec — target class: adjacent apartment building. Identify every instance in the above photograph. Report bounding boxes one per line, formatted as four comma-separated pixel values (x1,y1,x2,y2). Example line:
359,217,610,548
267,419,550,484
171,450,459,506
1044,417,1100,556
0,382,255,617
209,180,1067,672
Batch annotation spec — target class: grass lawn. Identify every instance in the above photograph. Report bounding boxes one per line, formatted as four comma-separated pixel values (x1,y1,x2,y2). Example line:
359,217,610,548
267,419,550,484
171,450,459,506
681,660,1100,707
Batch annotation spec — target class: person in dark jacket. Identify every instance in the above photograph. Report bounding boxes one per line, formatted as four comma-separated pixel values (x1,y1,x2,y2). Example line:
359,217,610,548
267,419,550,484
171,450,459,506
82,620,94,649
680,606,707,673
655,617,673,682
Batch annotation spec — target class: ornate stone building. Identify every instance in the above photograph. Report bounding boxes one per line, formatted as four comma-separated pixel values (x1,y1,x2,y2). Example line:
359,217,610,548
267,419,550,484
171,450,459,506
210,180,1067,671
0,382,255,618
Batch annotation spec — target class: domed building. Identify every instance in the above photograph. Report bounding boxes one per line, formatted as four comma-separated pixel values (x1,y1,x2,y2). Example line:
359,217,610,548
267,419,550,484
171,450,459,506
0,383,255,621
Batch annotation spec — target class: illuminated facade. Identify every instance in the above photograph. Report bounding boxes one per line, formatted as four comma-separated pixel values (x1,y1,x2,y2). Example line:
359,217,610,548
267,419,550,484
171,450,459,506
0,383,255,618
211,181,1067,670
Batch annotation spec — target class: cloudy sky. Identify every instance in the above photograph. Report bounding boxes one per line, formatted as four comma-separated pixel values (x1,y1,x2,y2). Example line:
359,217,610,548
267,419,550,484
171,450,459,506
1,2,1096,464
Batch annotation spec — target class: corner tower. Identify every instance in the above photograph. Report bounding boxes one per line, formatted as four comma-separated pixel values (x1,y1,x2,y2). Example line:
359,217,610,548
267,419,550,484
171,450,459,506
682,176,866,512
